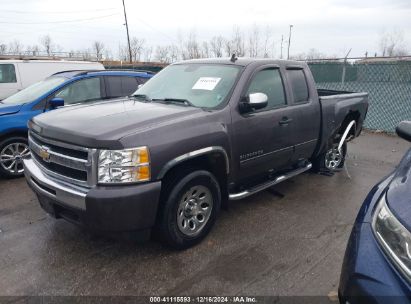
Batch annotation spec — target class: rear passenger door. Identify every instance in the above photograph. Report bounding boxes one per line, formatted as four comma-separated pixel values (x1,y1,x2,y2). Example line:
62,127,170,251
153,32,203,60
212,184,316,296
104,76,140,99
285,67,321,162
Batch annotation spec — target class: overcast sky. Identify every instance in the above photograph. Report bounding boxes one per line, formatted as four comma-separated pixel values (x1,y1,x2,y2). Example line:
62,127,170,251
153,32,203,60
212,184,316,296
1,0,410,58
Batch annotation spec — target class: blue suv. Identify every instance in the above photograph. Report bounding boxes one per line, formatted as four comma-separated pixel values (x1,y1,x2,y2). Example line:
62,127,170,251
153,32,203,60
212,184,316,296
0,70,153,178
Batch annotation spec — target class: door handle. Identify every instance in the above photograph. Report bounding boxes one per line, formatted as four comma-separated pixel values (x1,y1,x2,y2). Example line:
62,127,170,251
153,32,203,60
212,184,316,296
279,117,293,126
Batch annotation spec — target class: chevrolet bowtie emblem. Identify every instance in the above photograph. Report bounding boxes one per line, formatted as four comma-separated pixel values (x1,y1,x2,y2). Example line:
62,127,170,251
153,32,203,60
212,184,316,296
39,146,51,162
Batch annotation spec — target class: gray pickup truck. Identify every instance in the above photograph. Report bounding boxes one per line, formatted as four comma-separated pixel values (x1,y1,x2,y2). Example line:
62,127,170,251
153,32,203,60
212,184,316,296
23,58,368,248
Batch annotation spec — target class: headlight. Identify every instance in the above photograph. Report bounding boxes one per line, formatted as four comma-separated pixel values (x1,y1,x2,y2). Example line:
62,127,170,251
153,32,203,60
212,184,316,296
372,194,411,280
98,147,150,184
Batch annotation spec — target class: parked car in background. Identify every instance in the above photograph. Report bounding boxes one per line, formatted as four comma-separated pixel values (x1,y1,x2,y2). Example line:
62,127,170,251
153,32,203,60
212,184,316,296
0,60,104,100
339,121,411,304
23,58,367,249
0,70,153,178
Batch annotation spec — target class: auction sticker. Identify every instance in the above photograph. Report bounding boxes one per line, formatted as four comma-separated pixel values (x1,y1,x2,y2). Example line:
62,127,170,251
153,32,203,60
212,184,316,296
192,77,221,90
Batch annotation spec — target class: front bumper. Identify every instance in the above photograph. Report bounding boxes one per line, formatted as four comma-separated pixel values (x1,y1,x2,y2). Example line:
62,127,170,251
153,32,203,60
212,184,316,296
339,223,411,304
23,158,161,233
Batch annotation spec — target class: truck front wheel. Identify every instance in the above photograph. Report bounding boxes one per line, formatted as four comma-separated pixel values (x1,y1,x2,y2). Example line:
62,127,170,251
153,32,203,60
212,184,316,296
158,170,221,249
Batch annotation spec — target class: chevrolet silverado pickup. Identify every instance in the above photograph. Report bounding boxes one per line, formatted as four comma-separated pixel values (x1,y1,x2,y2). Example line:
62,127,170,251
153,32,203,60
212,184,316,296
23,58,368,249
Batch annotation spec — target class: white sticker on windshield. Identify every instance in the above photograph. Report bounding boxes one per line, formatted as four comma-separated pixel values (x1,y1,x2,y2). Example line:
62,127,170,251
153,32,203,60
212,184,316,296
192,77,221,91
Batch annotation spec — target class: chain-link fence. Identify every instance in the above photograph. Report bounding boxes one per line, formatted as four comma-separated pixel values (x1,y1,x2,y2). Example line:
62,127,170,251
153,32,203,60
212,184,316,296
308,58,411,132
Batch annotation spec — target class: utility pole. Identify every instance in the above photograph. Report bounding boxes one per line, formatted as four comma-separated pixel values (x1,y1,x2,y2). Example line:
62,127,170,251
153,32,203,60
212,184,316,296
280,35,283,59
287,25,293,60
122,0,132,63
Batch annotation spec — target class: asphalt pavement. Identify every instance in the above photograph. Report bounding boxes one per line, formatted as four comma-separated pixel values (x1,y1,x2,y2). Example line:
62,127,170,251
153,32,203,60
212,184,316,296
0,131,409,298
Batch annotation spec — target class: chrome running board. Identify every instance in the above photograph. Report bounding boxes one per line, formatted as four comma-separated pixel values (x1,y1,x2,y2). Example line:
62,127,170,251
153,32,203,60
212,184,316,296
229,162,312,200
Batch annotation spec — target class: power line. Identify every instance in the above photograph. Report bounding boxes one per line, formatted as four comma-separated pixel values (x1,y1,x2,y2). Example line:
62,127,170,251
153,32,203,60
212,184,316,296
1,8,118,14
0,13,120,24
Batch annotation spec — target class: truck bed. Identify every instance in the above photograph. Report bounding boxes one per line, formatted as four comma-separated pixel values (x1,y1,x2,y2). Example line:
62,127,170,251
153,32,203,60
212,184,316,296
315,88,368,157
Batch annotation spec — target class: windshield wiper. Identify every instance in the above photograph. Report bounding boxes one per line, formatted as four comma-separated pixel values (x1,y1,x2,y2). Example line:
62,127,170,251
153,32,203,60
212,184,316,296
151,98,195,107
131,94,151,102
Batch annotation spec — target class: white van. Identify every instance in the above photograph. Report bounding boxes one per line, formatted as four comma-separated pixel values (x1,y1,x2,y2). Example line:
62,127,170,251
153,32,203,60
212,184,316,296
0,60,104,100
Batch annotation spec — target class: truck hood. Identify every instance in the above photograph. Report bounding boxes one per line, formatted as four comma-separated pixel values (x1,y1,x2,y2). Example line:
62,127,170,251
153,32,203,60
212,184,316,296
32,98,205,148
0,103,23,116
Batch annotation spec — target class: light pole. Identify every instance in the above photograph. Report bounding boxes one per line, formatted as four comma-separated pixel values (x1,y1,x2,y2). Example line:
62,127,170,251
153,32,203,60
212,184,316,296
280,35,283,59
287,25,293,60
122,0,132,63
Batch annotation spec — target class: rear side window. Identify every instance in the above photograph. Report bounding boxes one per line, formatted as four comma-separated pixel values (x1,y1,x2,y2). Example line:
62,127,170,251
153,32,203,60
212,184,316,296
122,77,139,95
0,64,17,83
105,76,140,98
246,68,286,110
287,69,309,103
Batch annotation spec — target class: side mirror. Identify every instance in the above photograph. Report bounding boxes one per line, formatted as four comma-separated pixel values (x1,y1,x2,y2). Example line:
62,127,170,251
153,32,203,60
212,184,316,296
239,92,268,113
49,97,64,109
396,121,411,142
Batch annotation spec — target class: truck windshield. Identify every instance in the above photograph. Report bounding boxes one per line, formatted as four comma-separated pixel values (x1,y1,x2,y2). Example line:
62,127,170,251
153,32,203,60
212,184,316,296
1,76,66,105
133,64,242,108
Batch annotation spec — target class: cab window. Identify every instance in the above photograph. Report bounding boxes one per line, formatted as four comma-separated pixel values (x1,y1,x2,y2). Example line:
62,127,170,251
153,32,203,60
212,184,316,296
0,64,17,83
287,69,309,103
246,68,286,110
56,77,102,105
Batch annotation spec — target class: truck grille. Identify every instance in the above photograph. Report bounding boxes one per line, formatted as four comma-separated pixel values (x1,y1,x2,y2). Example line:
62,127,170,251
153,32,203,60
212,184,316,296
28,132,96,187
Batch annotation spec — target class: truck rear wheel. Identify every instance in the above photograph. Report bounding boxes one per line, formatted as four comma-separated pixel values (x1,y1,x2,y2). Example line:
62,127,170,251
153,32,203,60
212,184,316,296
158,170,221,249
313,142,347,172
0,136,30,178
324,142,347,170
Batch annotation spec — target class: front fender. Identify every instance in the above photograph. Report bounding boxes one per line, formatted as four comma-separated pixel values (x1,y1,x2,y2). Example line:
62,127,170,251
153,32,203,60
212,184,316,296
156,146,230,179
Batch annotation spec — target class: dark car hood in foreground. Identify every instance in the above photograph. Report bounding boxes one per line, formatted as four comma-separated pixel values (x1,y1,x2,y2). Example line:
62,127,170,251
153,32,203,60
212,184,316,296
31,98,204,148
386,148,411,232
0,103,23,116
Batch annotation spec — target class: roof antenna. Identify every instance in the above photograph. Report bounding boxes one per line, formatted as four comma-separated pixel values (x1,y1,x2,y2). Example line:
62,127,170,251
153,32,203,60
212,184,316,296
230,53,238,63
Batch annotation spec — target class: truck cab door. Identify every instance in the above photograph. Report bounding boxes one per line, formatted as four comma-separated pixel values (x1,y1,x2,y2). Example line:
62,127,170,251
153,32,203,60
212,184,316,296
231,66,296,183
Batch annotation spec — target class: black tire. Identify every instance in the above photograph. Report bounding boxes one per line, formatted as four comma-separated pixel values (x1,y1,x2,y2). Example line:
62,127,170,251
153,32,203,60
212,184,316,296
0,136,29,178
313,141,347,172
158,170,221,249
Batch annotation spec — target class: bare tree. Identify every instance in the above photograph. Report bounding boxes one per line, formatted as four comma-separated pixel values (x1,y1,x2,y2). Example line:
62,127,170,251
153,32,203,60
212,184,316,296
210,36,224,57
8,40,23,55
103,49,113,61
0,43,7,55
92,41,105,60
144,46,153,62
231,26,245,56
201,41,210,58
184,30,201,59
168,44,179,62
26,45,40,56
378,30,408,57
248,24,260,57
262,26,273,58
40,35,54,56
306,48,324,60
130,37,145,62
155,45,170,63
224,39,233,58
